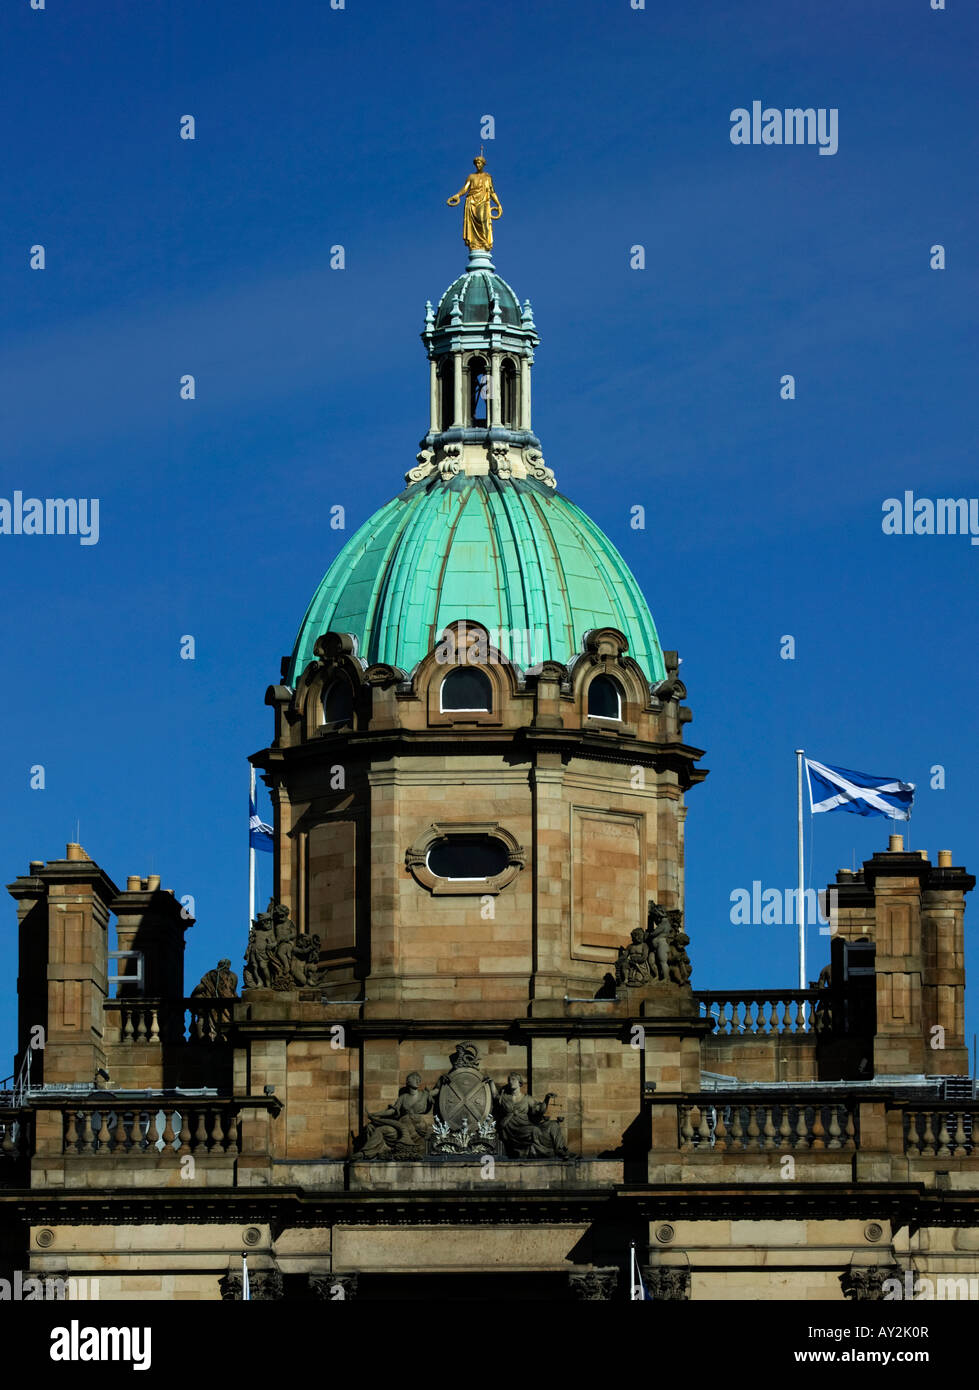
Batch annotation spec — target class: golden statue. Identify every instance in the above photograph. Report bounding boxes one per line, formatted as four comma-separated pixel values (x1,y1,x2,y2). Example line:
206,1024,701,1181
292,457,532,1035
446,156,502,252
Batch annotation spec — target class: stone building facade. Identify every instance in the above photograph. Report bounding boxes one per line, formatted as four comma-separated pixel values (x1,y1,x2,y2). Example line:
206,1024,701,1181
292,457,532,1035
3,232,977,1302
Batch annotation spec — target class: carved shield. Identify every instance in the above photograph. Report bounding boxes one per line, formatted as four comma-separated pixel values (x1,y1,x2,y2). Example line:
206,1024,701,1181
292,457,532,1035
436,1068,492,1131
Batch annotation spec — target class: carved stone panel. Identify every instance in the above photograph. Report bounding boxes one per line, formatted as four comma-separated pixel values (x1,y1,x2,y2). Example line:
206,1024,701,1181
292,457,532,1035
571,808,644,959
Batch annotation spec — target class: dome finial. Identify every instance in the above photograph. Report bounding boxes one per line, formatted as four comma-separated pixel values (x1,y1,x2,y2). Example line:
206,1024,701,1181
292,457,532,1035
445,154,503,253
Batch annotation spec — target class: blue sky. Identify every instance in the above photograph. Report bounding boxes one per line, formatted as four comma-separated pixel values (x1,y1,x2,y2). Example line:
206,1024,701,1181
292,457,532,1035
2,0,977,1065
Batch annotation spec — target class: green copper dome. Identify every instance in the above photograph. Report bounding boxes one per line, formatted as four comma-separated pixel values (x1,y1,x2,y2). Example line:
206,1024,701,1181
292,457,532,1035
434,266,522,329
287,474,665,685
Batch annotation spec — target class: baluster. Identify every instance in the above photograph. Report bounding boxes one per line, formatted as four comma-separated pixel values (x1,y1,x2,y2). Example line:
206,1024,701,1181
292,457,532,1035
730,1106,745,1150
178,1111,191,1152
844,1108,856,1148
146,1110,161,1150
687,1105,702,1148
722,1001,733,1036
696,1107,712,1147
149,1008,160,1044
209,1109,224,1149
714,1107,728,1151
224,1110,239,1156
747,1001,759,1035
680,1106,694,1150
796,1107,810,1150
953,1112,967,1157
113,1110,128,1151
746,1106,761,1150
135,1008,147,1043
936,1113,952,1158
762,1105,776,1150
906,1111,920,1156
95,1111,111,1153
161,1109,176,1149
78,1111,95,1155
64,1111,78,1154
767,1000,779,1034
810,1107,826,1150
122,1008,134,1043
827,1107,842,1150
194,1110,208,1152
779,1107,792,1148
127,1111,141,1149
920,1112,936,1157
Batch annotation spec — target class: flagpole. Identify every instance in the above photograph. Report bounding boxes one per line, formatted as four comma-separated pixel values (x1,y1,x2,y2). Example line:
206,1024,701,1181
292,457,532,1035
795,749,805,990
248,765,256,928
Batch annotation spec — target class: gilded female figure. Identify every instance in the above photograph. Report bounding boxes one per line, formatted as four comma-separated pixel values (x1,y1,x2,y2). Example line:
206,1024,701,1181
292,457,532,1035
446,157,503,252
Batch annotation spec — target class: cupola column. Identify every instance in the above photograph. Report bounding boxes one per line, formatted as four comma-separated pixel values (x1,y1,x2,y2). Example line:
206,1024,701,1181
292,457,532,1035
429,359,438,432
452,351,464,426
488,351,501,427
520,365,531,431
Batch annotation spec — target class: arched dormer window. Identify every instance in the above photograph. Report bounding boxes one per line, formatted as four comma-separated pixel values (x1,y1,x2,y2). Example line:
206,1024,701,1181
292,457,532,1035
440,666,492,713
439,357,455,431
500,358,517,428
587,674,623,721
321,679,354,727
468,355,488,426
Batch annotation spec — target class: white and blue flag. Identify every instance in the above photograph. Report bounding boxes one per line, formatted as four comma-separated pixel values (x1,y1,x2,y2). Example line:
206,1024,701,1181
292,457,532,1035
805,758,914,821
249,792,273,853
630,1243,653,1300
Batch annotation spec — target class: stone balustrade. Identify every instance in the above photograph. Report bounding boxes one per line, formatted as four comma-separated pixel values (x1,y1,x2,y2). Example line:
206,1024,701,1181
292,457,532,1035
61,1101,241,1156
694,990,823,1036
902,1107,977,1157
0,1115,28,1162
104,998,234,1045
679,1096,858,1151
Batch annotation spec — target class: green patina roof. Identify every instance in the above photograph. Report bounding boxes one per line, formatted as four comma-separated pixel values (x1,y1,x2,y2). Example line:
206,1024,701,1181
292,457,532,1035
287,474,665,685
434,267,522,328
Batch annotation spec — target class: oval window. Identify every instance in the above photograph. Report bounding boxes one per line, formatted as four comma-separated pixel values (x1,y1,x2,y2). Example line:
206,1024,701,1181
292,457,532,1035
587,674,622,720
440,666,492,712
427,835,508,881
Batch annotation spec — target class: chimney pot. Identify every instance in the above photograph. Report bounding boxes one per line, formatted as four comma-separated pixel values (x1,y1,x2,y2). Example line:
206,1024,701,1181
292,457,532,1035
938,849,953,868
146,875,161,891
65,842,89,861
127,876,141,891
888,834,904,853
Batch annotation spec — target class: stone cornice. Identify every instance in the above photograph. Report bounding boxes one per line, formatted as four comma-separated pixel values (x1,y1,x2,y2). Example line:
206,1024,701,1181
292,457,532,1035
5,1182,978,1231
232,1013,712,1043
253,728,708,789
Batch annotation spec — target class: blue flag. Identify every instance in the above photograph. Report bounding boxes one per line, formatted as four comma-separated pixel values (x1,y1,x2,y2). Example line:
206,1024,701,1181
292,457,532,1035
805,758,914,821
249,791,273,852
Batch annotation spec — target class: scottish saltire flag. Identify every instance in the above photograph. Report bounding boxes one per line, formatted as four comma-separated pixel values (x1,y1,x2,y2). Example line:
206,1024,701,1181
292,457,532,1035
249,792,273,852
805,758,914,821
630,1244,653,1301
